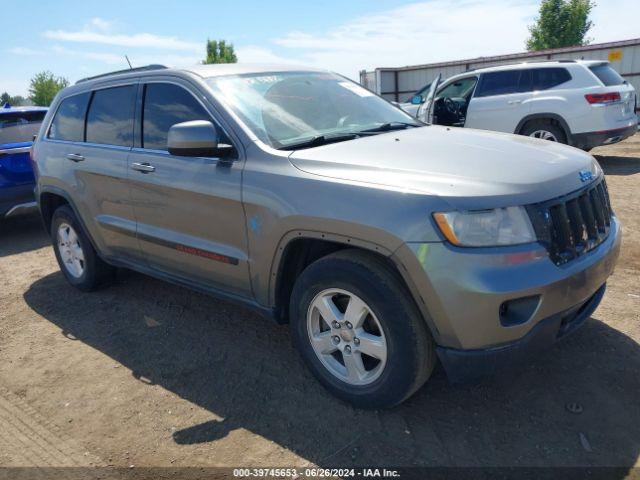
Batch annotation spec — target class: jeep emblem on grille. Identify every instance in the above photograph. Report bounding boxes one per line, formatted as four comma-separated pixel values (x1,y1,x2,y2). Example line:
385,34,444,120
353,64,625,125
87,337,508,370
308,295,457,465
579,170,593,182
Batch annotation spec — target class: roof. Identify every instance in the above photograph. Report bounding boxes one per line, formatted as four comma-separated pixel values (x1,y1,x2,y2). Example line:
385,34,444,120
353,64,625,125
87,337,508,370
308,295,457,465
372,37,640,73
73,63,327,86
0,104,48,114
464,59,605,75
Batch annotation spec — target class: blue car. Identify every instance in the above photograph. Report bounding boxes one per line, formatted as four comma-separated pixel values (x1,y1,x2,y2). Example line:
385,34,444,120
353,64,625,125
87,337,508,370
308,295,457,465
0,103,47,218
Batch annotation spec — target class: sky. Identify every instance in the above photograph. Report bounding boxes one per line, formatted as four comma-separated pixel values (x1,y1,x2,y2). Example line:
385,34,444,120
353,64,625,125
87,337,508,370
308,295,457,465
2,0,638,97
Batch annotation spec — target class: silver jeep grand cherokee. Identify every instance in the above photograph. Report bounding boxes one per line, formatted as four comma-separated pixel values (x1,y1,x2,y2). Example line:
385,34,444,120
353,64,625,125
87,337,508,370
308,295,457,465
33,64,621,408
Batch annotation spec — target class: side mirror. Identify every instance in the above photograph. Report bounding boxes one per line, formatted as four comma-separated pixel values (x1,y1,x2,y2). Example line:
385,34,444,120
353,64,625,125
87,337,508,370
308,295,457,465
167,120,220,157
410,94,424,105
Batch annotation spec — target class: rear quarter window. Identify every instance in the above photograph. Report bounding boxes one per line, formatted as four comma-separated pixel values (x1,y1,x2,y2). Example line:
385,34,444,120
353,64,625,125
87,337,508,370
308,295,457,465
532,68,572,91
48,93,91,142
589,65,625,86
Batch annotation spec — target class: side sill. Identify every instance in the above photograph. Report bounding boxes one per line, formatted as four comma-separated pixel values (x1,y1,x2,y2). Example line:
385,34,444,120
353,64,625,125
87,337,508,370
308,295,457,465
103,256,278,323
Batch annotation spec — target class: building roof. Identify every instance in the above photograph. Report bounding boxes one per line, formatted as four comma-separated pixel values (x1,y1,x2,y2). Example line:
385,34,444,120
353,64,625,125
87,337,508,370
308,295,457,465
372,37,640,73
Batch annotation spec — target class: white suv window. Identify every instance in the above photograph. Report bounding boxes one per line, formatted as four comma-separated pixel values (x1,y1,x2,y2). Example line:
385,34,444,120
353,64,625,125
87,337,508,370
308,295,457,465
475,70,529,97
531,68,572,91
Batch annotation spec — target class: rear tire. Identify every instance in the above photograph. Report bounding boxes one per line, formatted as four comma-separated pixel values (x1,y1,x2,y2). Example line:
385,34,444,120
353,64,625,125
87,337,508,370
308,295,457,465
289,249,436,408
521,119,567,144
51,205,114,291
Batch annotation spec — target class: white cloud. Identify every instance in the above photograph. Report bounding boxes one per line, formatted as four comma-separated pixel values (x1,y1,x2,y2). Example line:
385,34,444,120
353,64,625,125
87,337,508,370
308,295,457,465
235,46,300,65
271,0,539,78
8,47,42,56
89,17,113,32
50,45,126,65
50,45,202,70
131,53,202,68
43,18,201,52
265,0,638,80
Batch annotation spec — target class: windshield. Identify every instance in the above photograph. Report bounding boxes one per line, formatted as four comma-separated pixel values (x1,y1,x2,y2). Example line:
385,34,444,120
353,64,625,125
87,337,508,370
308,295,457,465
206,71,421,149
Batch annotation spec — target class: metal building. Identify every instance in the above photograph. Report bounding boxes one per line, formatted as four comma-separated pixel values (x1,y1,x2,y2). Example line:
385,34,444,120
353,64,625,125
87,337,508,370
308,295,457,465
360,38,640,103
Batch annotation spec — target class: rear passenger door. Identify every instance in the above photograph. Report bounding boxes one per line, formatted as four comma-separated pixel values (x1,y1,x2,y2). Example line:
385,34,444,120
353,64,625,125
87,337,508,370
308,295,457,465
127,80,250,297
46,86,142,261
465,70,532,133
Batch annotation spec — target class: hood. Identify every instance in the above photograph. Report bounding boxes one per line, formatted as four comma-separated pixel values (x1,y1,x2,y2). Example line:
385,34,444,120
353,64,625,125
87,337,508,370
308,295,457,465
288,126,600,210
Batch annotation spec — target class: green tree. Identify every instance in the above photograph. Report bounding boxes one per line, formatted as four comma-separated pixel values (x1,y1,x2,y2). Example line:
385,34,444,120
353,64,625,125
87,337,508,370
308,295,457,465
1,92,10,105
526,0,595,51
9,95,27,106
28,71,69,106
203,39,238,64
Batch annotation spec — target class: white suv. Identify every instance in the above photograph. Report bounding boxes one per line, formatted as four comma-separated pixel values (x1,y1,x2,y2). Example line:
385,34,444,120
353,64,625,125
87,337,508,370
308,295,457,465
414,60,637,150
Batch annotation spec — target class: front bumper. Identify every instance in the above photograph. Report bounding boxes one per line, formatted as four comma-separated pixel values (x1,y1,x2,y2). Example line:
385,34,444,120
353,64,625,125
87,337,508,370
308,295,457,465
393,215,621,353
572,123,637,150
437,284,605,382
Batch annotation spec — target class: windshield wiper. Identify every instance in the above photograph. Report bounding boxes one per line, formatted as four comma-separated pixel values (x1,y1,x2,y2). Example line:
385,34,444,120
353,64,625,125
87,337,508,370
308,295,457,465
277,132,359,151
359,121,422,134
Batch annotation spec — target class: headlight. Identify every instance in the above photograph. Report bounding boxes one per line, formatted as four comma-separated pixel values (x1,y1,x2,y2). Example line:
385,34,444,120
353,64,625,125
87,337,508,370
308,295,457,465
433,206,536,247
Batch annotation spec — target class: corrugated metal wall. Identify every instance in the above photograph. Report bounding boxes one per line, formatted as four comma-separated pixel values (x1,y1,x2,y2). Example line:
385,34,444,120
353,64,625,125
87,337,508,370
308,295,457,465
361,39,640,103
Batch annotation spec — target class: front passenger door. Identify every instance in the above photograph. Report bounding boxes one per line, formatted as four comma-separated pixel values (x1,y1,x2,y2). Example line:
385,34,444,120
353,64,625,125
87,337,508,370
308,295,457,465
128,81,251,298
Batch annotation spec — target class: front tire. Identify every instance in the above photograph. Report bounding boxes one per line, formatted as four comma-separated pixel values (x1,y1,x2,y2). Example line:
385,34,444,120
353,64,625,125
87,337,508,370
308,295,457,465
289,249,436,408
51,205,114,291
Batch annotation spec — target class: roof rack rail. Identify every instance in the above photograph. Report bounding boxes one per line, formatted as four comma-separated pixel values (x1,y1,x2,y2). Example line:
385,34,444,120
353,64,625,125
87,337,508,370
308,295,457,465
465,58,578,71
523,59,577,64
76,64,168,84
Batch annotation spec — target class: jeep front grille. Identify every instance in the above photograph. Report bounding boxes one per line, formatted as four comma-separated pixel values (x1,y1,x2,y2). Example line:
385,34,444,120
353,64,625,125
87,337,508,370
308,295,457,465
526,178,613,265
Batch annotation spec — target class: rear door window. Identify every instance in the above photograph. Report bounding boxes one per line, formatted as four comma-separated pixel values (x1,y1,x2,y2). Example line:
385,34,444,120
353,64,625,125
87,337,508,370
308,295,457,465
86,85,136,147
48,93,90,142
518,69,532,92
532,68,572,90
475,71,522,97
589,65,625,86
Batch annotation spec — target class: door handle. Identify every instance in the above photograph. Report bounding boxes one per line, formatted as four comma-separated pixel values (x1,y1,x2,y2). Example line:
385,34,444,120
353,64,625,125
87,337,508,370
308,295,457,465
507,100,522,105
66,153,85,162
131,162,156,173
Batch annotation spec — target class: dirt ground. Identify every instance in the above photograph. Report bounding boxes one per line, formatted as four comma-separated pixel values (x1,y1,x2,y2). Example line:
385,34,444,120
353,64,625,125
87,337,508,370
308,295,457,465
0,134,639,474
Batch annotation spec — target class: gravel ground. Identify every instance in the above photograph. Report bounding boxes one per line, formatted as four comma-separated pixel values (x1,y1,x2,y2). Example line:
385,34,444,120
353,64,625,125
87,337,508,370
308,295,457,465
0,134,639,474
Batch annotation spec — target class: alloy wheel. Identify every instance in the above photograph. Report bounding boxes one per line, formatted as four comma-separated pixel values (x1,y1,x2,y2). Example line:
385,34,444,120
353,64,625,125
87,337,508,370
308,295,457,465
57,222,85,278
529,129,558,142
306,288,387,386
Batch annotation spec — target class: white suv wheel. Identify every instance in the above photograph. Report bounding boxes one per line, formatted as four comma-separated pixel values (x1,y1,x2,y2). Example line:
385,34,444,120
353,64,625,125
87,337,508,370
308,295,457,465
529,130,559,142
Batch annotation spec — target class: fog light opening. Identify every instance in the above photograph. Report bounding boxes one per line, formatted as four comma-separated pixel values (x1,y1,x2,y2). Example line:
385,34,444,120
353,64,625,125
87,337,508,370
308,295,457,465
499,295,541,327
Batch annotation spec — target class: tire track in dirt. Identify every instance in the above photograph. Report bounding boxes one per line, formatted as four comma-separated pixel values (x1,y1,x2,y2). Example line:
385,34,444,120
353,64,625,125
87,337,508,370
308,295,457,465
0,388,102,467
